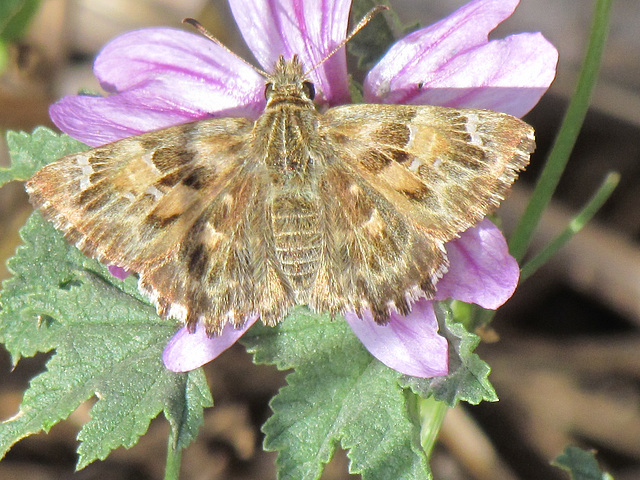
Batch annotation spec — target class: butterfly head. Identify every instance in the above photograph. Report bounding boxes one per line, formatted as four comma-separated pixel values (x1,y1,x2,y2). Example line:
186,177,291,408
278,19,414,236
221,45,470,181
264,55,316,106
185,6,388,109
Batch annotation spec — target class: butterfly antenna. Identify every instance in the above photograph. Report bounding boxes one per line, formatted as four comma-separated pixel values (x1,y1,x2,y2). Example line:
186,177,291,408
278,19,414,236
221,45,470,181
183,18,269,77
304,5,389,76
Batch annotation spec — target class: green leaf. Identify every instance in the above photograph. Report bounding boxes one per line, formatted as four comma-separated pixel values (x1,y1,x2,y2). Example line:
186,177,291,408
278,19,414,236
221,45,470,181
0,127,87,187
401,307,497,406
0,131,212,469
242,307,430,480
552,446,614,480
0,0,41,42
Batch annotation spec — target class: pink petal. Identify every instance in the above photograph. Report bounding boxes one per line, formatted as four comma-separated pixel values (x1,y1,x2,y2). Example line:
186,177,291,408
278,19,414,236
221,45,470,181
345,301,448,378
229,0,351,106
163,315,259,372
51,28,264,146
108,265,130,280
50,91,198,147
434,219,519,309
364,0,558,116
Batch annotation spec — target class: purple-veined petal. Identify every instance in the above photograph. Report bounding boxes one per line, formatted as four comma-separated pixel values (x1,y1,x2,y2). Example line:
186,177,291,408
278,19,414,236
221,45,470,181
51,28,265,146
434,219,519,309
364,0,558,116
50,85,263,147
229,0,351,106
108,265,130,280
163,315,260,372
345,301,448,378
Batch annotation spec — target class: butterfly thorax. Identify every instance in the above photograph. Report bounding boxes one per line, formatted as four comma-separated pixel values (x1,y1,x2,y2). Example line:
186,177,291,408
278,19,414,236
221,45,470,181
254,56,324,298
256,55,318,173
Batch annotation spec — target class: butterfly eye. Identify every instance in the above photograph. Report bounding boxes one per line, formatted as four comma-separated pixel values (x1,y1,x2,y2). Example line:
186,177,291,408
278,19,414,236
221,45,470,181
264,83,274,99
302,81,315,100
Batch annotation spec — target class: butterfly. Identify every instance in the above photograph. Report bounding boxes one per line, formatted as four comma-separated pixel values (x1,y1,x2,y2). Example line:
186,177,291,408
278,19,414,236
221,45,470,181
25,10,535,336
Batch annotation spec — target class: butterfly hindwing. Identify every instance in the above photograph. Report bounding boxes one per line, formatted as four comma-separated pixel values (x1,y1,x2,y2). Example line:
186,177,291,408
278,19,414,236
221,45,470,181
138,164,297,334
309,161,447,321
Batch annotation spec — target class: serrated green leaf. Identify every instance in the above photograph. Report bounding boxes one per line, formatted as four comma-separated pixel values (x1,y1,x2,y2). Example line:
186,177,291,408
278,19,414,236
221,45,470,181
0,131,212,469
0,127,86,187
552,446,614,480
0,0,40,41
242,308,431,480
401,307,497,406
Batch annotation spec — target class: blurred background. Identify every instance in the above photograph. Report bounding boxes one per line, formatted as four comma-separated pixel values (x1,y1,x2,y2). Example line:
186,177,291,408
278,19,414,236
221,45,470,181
1,0,639,479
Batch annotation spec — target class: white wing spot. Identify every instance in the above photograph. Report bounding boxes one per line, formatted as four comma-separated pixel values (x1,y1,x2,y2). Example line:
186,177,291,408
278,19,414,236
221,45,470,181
167,303,188,322
145,185,164,201
408,157,423,173
77,154,94,190
465,113,483,146
203,222,226,248
349,183,362,196
142,150,162,174
408,124,417,144
76,154,90,166
362,208,385,237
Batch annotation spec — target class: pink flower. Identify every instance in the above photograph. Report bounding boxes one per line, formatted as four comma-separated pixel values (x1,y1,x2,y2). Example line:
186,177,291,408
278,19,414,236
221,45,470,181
51,0,557,378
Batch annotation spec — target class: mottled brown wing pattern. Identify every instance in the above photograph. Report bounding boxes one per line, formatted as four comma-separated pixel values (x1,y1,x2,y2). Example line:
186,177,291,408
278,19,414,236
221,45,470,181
307,161,447,323
27,57,535,335
137,166,297,335
27,118,296,334
27,118,252,268
322,104,535,242
314,104,534,316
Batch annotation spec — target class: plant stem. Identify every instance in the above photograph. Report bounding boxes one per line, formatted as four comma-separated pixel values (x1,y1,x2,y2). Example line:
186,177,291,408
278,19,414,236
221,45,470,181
520,171,619,281
508,0,613,261
164,433,182,480
418,396,448,457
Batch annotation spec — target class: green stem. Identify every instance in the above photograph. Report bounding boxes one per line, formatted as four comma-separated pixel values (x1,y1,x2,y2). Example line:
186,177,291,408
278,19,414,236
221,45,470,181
520,171,619,281
508,0,613,261
474,172,619,329
418,396,448,457
164,432,182,480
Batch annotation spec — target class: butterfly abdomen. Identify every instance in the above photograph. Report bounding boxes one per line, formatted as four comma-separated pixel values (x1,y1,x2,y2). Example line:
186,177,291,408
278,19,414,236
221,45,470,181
271,189,322,296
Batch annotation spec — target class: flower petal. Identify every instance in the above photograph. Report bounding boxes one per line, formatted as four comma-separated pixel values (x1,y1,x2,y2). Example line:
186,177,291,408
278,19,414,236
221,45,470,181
163,315,259,372
51,28,265,146
434,219,519,309
108,265,130,280
364,0,558,116
345,301,448,378
229,0,351,105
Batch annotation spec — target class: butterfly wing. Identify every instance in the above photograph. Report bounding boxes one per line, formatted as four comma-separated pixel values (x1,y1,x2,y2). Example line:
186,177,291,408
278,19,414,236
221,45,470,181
311,104,534,320
27,118,296,334
27,103,534,332
307,161,449,322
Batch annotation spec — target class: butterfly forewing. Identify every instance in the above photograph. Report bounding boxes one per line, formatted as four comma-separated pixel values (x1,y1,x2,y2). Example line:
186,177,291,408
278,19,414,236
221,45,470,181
321,104,535,243
28,118,253,268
